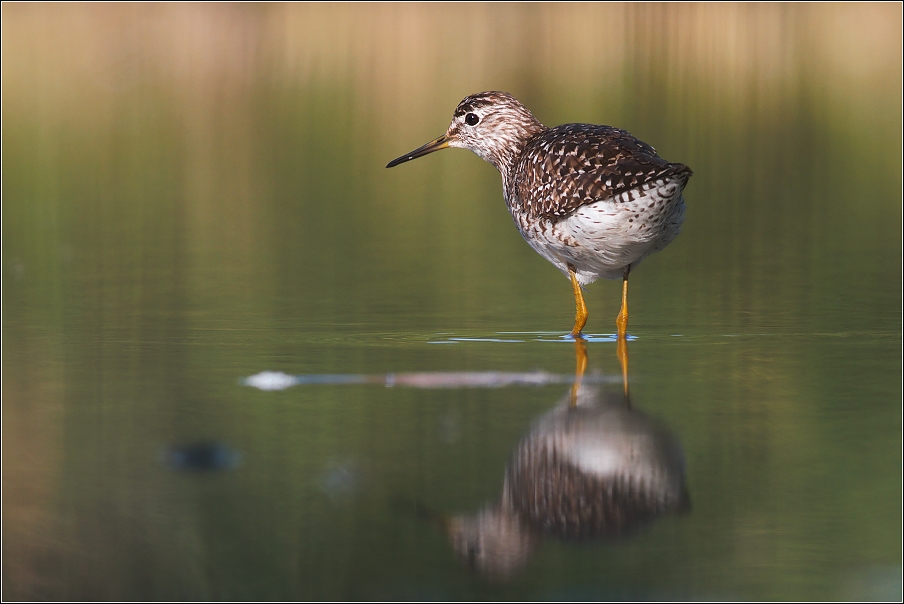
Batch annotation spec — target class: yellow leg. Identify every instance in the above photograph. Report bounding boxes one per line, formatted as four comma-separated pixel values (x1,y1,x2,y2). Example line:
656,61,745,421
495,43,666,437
615,265,630,339
569,266,588,338
617,334,629,398
570,338,588,407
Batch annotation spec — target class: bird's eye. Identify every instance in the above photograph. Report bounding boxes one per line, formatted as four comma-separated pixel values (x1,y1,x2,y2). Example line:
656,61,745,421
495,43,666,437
465,113,480,126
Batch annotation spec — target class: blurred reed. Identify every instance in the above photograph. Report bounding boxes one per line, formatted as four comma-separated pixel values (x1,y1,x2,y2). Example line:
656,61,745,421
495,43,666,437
3,4,900,128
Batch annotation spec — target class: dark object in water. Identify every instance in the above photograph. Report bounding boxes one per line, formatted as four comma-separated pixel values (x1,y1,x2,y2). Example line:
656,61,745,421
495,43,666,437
162,442,243,472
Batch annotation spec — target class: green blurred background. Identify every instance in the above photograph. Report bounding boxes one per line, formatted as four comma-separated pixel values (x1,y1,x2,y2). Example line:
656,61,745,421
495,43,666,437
3,3,901,600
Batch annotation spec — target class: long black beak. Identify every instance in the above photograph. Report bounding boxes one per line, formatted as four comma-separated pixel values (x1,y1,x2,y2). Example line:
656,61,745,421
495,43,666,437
386,134,451,168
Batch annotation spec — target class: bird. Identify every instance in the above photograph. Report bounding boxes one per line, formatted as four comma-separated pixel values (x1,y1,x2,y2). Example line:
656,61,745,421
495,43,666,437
386,91,691,339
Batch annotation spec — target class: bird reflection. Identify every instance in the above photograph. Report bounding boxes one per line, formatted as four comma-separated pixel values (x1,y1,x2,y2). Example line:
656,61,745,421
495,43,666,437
426,341,689,579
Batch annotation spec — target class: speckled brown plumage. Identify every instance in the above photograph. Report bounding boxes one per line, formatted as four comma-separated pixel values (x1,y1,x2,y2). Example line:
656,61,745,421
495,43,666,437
512,124,692,221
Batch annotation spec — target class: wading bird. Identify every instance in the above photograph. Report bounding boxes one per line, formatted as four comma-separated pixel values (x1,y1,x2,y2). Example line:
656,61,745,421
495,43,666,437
387,91,691,339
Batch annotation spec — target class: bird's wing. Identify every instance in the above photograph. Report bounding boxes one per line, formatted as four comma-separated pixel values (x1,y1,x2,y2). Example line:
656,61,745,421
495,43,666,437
515,124,691,220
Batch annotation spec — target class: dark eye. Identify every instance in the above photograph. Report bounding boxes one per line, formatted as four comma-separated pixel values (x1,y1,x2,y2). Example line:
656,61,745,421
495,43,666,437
465,113,479,126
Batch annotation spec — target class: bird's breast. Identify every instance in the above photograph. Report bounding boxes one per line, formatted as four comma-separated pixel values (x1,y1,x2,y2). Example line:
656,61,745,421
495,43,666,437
503,177,687,284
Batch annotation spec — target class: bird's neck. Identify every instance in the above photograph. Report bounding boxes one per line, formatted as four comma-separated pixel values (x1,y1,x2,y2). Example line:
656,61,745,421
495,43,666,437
483,121,548,176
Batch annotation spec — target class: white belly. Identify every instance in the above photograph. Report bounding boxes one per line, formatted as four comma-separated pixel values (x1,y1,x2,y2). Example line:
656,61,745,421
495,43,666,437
511,179,686,285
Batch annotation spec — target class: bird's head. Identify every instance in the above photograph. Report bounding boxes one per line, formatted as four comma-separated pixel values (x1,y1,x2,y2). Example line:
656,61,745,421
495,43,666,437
386,91,546,173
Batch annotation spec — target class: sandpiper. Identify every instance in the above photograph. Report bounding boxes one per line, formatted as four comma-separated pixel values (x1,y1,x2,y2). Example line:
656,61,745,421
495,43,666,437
387,91,691,339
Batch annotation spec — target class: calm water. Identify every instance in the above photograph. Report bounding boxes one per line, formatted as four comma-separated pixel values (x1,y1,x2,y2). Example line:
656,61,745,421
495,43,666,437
3,4,902,601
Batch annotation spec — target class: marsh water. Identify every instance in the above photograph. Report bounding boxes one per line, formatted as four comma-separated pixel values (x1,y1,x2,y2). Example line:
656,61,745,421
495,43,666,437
3,4,902,601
